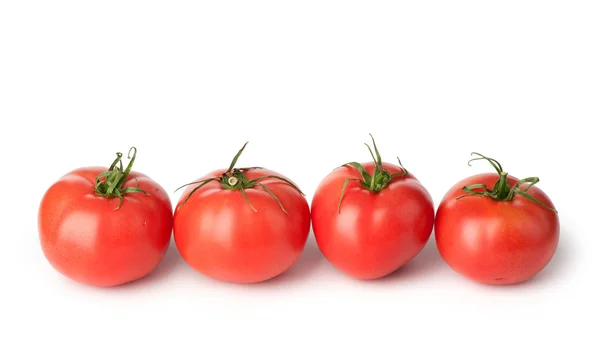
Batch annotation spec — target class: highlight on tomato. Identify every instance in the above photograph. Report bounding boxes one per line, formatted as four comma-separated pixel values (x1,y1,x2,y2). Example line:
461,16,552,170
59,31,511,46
173,142,311,284
434,153,559,285
311,135,435,280
38,147,173,287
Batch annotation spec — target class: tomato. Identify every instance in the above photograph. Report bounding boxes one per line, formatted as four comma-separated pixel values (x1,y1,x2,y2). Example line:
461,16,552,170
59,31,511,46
173,143,311,284
38,148,173,287
434,153,559,285
311,135,434,280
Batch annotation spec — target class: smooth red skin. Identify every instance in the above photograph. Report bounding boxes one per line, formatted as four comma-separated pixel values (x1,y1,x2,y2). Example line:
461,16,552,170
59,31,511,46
38,167,173,287
311,162,435,280
435,173,560,285
173,168,311,284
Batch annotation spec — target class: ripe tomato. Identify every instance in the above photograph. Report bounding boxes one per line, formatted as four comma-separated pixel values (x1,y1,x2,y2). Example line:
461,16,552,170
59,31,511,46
38,148,173,287
435,153,559,285
311,135,434,280
173,143,311,284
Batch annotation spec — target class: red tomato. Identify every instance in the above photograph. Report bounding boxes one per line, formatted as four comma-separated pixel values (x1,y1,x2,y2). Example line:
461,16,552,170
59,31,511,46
38,148,173,287
173,143,310,284
311,136,435,279
435,153,559,285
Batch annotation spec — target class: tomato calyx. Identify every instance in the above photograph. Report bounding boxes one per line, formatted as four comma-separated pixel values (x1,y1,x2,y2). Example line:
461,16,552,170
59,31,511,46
337,134,409,213
94,147,150,210
457,152,557,212
176,142,304,215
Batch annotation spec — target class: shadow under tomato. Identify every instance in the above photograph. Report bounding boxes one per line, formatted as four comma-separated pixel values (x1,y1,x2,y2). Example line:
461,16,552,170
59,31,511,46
257,235,326,286
148,239,184,279
500,227,572,288
112,238,184,290
442,227,572,290
370,235,447,283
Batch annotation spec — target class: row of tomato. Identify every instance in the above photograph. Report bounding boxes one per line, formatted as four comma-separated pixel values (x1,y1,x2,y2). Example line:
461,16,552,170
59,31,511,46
38,135,559,287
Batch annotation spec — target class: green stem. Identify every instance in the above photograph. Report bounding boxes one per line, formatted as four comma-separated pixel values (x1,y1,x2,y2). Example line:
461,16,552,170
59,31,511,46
369,169,376,190
458,152,557,212
494,172,511,200
338,134,409,212
94,147,149,210
176,142,304,214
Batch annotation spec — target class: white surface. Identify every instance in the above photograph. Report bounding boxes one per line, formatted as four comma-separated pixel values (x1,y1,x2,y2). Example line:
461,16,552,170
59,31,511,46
1,1,598,345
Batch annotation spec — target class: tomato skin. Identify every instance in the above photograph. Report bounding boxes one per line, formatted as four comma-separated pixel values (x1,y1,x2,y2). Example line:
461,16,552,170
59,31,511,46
173,168,311,284
435,173,559,285
311,162,435,280
38,167,173,287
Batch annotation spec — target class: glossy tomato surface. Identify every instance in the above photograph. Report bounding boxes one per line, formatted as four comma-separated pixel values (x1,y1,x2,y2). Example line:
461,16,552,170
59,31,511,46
311,162,434,279
173,168,311,284
38,167,173,287
435,173,559,285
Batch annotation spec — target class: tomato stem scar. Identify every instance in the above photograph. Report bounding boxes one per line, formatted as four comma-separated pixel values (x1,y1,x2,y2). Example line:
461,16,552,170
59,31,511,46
337,134,409,213
175,142,304,215
94,147,150,210
456,152,557,212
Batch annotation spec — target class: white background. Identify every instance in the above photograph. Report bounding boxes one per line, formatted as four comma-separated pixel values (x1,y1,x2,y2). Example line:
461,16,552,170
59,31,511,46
1,1,598,345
